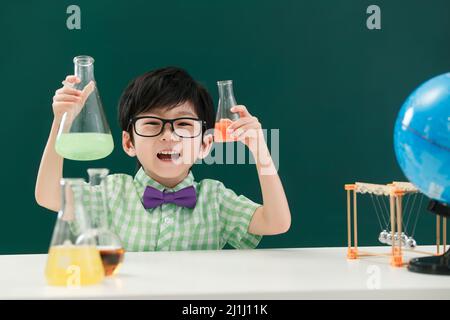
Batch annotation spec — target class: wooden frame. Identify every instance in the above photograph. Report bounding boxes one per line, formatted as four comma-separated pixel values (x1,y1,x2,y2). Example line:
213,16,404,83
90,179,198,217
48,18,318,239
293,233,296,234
345,182,447,267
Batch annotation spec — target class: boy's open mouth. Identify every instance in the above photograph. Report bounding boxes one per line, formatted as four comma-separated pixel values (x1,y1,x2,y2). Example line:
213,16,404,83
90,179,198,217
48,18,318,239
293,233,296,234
156,150,181,161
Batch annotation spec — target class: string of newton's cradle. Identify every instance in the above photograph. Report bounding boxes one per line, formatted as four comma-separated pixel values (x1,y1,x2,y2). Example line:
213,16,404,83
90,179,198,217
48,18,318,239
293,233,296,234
369,192,425,248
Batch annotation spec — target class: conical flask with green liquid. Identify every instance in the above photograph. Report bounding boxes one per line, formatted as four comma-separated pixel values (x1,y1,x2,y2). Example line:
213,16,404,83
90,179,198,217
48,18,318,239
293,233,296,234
55,55,114,161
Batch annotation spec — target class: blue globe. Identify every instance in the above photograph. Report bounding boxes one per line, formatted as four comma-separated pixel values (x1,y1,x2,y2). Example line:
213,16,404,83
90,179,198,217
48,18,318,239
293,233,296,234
394,73,450,205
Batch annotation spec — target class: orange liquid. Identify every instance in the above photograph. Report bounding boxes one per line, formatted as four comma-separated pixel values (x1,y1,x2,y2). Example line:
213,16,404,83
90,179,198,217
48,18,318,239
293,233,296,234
214,119,237,142
99,247,125,276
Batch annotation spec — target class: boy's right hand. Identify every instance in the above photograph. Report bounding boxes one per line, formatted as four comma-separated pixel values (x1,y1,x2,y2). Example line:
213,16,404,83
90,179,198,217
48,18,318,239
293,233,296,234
52,75,95,122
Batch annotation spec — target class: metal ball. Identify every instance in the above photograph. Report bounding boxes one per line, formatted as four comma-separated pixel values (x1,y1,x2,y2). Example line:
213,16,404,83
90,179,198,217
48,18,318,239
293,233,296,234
400,232,408,247
378,230,389,244
406,237,417,249
394,232,400,242
386,233,393,245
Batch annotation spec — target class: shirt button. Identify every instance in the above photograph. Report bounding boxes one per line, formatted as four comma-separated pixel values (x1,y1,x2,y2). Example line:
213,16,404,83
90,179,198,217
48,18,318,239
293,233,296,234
164,217,173,225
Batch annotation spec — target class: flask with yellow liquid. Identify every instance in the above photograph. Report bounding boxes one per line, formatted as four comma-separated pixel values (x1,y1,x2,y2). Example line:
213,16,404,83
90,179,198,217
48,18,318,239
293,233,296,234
45,178,104,286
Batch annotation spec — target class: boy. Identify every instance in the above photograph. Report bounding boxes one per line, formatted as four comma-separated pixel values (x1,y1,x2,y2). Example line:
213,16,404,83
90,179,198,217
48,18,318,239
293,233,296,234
35,67,291,251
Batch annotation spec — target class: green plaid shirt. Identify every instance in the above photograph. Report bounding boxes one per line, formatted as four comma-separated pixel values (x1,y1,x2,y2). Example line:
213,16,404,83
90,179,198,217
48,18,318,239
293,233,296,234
78,168,262,251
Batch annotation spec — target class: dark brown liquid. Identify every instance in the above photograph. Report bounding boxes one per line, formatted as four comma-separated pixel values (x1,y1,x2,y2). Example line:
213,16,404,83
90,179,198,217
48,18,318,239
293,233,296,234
99,247,125,276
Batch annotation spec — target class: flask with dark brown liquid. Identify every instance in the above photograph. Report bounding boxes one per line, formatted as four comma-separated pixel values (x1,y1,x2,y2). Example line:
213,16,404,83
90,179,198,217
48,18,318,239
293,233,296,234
87,168,125,276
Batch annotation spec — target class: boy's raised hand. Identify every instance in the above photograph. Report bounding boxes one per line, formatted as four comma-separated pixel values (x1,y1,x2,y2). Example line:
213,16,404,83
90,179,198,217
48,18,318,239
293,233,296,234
227,105,265,153
52,75,95,123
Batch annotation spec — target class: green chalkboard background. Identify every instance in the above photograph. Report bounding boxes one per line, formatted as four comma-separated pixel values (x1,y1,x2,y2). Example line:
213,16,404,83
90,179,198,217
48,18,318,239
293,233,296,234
1,0,449,254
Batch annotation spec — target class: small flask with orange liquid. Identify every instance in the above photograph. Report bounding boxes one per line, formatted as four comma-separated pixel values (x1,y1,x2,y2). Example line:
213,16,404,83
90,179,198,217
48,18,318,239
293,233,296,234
87,168,125,276
214,80,240,142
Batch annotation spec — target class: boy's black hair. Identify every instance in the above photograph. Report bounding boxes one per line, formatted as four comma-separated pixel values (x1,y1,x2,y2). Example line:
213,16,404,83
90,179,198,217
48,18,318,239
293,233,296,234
117,66,215,171
118,66,215,139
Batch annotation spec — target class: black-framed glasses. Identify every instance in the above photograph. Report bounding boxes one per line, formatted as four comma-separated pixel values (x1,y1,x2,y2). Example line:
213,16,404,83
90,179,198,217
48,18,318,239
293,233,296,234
128,116,207,138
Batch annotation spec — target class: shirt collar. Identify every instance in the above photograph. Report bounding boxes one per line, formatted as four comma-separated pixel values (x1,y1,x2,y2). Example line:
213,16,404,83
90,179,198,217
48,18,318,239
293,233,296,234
134,167,195,195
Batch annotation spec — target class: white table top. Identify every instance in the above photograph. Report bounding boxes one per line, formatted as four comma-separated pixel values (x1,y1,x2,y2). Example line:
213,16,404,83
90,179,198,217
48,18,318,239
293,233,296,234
1,246,449,299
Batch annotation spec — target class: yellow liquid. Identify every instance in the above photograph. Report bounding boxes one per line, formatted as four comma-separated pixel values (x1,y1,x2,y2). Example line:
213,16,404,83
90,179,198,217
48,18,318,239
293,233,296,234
45,245,105,286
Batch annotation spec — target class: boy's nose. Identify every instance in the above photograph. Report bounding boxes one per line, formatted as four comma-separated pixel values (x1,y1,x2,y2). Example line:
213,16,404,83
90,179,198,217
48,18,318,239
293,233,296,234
160,123,179,141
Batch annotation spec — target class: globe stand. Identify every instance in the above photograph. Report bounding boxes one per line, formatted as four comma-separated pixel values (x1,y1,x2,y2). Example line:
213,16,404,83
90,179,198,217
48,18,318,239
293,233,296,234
408,201,450,275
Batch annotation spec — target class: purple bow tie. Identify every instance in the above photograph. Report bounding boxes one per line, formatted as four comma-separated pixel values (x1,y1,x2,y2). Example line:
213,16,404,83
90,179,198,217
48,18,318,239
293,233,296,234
142,185,197,209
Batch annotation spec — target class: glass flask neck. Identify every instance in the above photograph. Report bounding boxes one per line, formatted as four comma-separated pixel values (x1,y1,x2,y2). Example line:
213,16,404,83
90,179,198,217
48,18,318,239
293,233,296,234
57,178,91,237
59,179,86,214
216,80,239,122
217,80,236,103
74,55,95,81
59,178,85,210
87,168,110,232
87,168,109,186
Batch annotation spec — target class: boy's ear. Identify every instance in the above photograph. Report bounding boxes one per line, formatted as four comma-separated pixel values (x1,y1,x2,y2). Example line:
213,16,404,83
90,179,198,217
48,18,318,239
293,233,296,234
198,132,214,159
122,131,136,157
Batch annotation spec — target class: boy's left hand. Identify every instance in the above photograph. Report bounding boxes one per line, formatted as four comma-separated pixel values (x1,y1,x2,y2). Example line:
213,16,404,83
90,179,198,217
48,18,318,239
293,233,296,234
227,105,265,153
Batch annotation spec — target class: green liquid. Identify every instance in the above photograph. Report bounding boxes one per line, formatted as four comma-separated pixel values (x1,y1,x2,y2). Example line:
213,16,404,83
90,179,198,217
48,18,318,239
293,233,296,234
55,133,114,161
